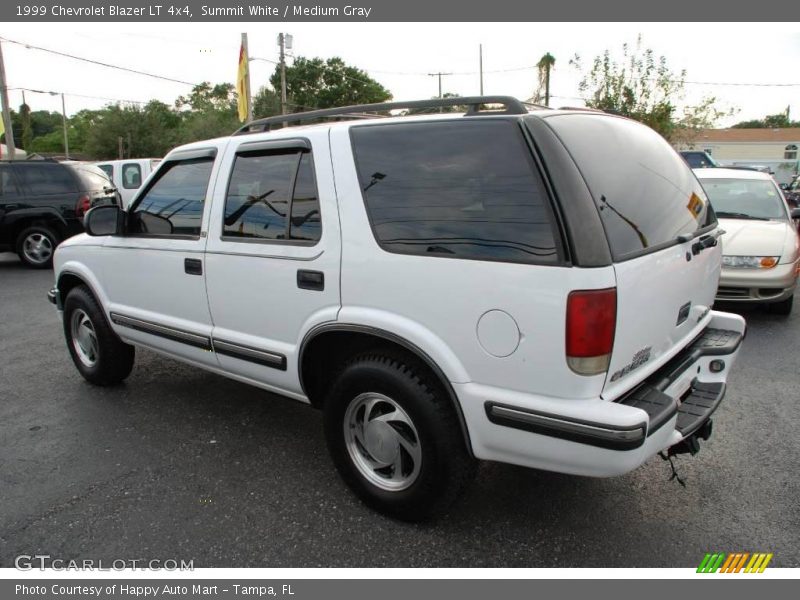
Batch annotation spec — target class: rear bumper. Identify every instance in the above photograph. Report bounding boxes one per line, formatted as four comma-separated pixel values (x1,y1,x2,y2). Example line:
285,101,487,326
459,310,745,477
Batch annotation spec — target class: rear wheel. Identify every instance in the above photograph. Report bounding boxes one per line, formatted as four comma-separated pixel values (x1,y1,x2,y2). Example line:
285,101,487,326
323,352,476,521
767,295,794,316
63,285,135,385
16,225,59,268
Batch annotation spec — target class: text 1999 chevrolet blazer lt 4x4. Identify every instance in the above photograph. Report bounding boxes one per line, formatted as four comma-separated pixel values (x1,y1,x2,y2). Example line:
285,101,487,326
49,97,746,520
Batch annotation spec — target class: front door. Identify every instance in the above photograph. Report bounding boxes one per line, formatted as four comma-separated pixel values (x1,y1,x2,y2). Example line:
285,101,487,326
99,146,223,368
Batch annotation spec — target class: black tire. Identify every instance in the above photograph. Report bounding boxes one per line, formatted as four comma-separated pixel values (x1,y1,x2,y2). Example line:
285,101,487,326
323,352,476,521
63,285,135,386
16,225,60,269
767,295,794,316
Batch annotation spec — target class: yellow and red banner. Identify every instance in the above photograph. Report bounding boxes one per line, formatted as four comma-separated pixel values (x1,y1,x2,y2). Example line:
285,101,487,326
236,43,249,122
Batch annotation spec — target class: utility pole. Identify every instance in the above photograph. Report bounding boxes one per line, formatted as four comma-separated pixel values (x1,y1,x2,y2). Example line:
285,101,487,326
0,39,18,160
427,72,452,112
479,44,484,95
61,93,69,160
278,33,288,116
118,136,124,160
241,32,253,122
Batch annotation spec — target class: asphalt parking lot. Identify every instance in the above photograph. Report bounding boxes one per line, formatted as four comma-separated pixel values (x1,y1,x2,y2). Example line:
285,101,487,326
1,253,798,568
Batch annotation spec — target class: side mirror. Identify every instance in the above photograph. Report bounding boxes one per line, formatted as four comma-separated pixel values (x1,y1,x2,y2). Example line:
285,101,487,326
790,207,800,219
84,205,123,236
779,183,789,191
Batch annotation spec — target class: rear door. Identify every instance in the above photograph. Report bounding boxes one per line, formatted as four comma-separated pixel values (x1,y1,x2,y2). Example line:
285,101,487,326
545,114,720,400
203,132,341,398
12,162,80,229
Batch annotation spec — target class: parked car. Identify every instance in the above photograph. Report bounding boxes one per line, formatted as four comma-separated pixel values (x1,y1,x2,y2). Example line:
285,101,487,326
94,158,161,208
0,159,120,268
781,176,800,208
49,97,745,520
679,150,720,168
694,168,800,315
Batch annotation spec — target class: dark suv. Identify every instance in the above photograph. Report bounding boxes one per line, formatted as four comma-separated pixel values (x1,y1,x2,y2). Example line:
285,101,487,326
0,160,119,268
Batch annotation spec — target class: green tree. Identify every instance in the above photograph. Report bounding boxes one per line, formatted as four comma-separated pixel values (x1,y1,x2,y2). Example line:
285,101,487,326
732,111,799,129
19,103,33,151
533,53,555,106
252,86,281,119
270,56,391,112
570,36,730,142
175,82,239,142
405,92,465,114
176,82,237,113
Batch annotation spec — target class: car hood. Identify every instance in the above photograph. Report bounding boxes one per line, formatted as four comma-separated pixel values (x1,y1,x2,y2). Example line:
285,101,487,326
718,218,790,257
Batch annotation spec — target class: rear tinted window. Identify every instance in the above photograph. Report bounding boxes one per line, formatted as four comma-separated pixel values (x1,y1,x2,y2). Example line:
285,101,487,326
223,149,321,243
0,164,20,197
14,164,78,195
548,114,713,260
70,165,112,191
350,120,559,264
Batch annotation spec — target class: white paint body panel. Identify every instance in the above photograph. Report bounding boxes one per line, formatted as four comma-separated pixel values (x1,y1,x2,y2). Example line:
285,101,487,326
52,114,748,481
203,128,341,397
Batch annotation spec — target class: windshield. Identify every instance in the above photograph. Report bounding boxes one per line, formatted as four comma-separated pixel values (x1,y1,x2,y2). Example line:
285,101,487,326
698,178,787,220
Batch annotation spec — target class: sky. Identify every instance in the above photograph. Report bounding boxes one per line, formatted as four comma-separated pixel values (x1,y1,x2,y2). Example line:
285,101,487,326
2,22,800,128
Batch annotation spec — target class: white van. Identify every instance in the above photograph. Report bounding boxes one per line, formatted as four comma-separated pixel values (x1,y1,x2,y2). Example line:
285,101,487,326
94,158,161,207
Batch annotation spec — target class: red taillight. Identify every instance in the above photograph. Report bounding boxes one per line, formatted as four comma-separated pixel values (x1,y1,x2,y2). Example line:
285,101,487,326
76,195,91,218
566,288,617,376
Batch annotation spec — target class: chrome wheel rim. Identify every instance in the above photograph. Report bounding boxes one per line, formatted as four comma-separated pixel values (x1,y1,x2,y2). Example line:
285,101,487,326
22,232,54,264
344,392,422,491
70,309,99,368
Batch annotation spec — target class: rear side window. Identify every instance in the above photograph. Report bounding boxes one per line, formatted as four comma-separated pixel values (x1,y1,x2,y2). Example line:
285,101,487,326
223,149,321,243
548,114,713,261
350,120,560,264
129,157,213,237
15,164,78,195
0,164,20,197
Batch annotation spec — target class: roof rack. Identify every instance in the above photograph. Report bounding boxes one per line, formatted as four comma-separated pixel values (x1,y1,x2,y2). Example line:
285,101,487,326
235,95,531,135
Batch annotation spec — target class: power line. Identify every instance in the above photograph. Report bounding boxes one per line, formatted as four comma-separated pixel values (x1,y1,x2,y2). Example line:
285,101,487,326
8,86,149,105
0,36,200,87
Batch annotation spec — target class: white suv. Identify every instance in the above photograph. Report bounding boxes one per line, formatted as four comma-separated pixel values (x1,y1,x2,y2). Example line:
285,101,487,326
49,97,746,521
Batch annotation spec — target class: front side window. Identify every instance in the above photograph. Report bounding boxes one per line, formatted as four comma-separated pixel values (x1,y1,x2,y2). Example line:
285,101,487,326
350,120,560,264
97,164,113,179
129,157,213,237
223,149,321,243
785,144,797,160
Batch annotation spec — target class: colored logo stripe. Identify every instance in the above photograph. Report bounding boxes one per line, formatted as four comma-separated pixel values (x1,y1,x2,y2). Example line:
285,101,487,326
697,552,773,573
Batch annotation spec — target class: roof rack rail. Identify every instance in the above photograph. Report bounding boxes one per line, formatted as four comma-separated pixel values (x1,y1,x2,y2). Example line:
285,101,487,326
235,95,531,135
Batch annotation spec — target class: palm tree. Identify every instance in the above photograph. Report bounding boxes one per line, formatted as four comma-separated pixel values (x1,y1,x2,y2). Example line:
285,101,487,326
533,53,555,107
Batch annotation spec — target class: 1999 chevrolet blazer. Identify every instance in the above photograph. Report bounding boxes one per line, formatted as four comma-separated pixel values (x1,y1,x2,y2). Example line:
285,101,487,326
49,97,745,520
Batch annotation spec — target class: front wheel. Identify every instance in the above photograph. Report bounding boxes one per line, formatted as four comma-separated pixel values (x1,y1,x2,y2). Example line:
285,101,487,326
63,285,135,385
323,353,476,521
